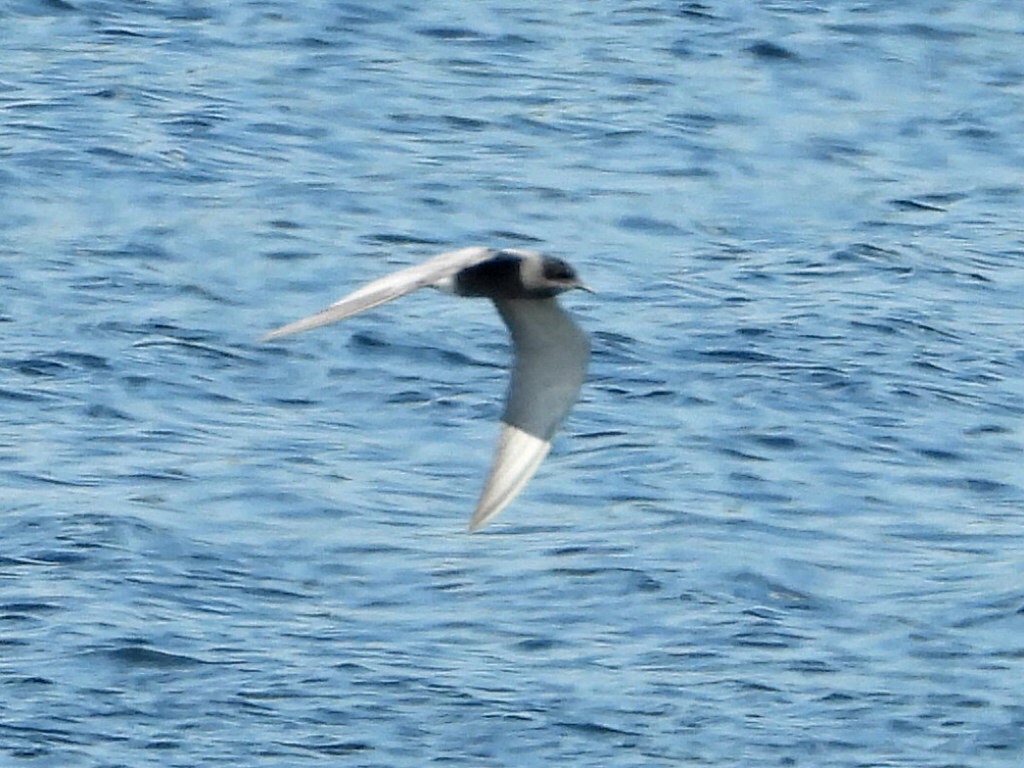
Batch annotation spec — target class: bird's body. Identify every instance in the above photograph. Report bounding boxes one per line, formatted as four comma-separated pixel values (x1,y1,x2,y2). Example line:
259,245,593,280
262,247,590,531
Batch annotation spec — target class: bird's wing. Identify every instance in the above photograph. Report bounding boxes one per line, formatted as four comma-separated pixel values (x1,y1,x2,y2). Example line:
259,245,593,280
495,298,590,440
469,297,589,530
470,424,551,532
260,246,496,340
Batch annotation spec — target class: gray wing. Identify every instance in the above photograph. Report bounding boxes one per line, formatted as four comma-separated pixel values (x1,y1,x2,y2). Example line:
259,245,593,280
260,246,496,340
469,297,589,531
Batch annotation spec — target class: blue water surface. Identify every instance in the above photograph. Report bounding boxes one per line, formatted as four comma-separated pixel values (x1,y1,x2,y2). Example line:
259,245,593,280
2,1,1023,766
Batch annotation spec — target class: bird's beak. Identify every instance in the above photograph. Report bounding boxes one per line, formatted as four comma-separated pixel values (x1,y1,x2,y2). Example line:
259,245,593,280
575,281,595,294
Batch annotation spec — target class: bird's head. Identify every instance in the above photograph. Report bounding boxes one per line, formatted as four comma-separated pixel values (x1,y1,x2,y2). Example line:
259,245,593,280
538,256,593,294
455,249,593,299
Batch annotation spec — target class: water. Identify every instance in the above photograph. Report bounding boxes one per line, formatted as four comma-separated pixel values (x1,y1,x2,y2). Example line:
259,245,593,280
2,1,1023,765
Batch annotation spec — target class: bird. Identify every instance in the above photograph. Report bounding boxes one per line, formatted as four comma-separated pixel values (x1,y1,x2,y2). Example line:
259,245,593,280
261,246,591,531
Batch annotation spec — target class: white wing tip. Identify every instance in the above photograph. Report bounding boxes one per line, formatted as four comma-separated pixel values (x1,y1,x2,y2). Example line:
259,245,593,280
259,305,355,342
468,423,551,531
258,316,322,342
259,326,289,342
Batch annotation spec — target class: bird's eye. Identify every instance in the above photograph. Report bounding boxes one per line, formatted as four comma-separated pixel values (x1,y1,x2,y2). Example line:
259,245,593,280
543,259,575,281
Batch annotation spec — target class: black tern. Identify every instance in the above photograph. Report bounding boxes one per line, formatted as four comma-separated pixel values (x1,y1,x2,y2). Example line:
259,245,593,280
262,246,591,531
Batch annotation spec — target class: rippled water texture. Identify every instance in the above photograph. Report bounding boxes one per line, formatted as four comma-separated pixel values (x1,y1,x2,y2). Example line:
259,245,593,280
2,1,1023,766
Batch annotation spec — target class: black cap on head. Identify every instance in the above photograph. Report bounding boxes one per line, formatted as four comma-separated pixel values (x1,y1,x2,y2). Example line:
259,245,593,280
541,256,578,283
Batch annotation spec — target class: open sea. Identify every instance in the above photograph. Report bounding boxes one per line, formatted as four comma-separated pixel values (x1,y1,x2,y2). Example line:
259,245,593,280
2,1,1023,766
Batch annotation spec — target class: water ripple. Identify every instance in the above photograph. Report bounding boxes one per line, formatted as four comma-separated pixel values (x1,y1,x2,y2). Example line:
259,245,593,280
2,1,1023,766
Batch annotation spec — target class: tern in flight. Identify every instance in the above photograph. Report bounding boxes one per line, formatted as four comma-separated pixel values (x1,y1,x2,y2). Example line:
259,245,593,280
262,246,591,531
